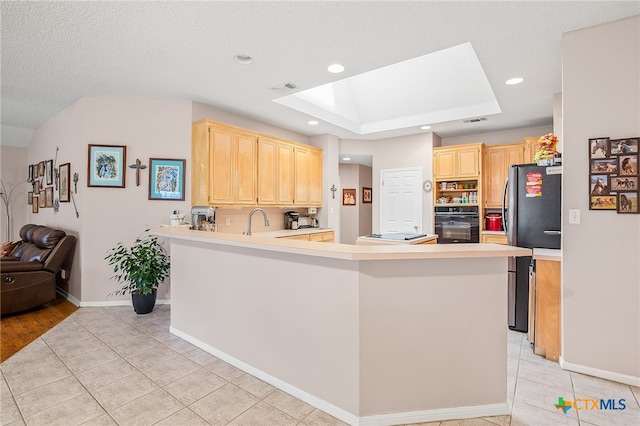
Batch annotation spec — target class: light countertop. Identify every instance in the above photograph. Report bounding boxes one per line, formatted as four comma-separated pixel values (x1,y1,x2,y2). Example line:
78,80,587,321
355,234,437,245
533,248,562,261
153,227,531,261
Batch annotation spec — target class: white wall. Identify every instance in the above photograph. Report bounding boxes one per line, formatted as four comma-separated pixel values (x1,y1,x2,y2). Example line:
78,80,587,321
29,97,193,303
441,125,552,147
0,146,30,241
562,15,639,384
372,133,435,234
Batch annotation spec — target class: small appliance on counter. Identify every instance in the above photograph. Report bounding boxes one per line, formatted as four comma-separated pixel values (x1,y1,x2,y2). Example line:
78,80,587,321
284,211,299,229
485,213,503,231
297,216,319,229
191,206,216,231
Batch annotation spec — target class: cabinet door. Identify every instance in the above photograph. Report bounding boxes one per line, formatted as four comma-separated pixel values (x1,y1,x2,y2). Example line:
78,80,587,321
483,146,506,208
309,148,323,206
209,125,235,204
277,142,295,205
505,144,524,166
257,138,277,205
457,145,481,177
235,132,257,205
433,148,455,179
523,137,539,163
294,146,310,205
191,121,209,206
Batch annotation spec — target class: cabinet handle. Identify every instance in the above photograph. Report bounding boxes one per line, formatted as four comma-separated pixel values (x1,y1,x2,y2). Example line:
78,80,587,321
5,276,15,284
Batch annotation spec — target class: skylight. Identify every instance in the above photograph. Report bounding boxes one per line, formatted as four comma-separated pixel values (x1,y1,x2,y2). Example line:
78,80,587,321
273,42,501,135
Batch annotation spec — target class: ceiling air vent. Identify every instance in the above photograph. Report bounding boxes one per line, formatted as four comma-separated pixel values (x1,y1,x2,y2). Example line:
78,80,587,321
463,117,487,123
271,82,298,94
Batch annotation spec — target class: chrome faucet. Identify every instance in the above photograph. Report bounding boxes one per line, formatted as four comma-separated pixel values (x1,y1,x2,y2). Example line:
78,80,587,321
245,208,270,235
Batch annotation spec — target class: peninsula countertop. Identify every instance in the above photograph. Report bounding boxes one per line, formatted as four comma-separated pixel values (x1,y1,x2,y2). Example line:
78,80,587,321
152,227,531,260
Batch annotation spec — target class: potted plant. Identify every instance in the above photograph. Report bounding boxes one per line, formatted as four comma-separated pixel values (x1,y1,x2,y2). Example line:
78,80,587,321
105,230,170,314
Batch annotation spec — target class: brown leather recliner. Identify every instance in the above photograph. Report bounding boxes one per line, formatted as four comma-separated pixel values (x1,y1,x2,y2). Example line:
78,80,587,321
1,224,76,316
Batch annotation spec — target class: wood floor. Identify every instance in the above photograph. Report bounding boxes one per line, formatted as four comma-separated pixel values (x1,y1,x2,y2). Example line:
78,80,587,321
0,292,78,362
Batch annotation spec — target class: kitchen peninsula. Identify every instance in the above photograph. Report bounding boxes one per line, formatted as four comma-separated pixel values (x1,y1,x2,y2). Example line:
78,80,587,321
153,227,530,425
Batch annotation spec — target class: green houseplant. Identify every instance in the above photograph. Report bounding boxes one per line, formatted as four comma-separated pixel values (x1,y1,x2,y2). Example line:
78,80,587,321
105,230,170,314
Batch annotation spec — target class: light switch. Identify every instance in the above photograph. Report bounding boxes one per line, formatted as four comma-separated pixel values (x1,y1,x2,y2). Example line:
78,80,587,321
569,209,580,224
225,217,231,226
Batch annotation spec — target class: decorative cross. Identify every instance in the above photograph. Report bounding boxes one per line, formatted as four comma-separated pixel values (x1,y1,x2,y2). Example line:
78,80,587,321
128,159,147,186
330,184,337,199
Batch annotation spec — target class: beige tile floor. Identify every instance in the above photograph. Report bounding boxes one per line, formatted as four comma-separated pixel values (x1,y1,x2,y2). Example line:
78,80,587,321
1,305,639,426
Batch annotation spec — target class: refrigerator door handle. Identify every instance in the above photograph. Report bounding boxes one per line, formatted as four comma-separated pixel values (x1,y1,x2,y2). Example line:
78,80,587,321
543,230,562,235
501,177,509,233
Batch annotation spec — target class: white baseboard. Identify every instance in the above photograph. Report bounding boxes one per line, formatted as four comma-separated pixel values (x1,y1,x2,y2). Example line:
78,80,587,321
560,357,640,387
359,403,511,426
170,326,510,426
55,288,171,308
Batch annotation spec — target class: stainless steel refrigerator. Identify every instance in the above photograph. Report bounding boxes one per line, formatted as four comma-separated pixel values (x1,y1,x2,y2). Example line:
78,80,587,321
503,164,561,332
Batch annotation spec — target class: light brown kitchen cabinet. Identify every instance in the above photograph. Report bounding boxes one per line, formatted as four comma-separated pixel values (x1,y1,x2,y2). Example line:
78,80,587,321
523,136,540,163
481,233,508,244
192,119,322,207
433,143,483,179
294,145,323,206
483,143,524,208
280,230,334,242
531,258,561,361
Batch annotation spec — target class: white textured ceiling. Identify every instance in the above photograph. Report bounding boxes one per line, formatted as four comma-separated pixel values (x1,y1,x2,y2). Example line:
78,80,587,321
1,1,639,148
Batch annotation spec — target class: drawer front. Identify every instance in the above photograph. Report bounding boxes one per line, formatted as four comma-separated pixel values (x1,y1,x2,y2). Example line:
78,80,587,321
309,231,334,242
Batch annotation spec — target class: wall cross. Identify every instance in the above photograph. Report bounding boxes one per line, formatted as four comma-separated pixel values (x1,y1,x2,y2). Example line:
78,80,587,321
129,159,147,186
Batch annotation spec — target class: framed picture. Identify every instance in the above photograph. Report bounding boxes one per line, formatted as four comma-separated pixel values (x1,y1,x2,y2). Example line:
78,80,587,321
59,163,71,202
589,137,609,159
38,191,45,208
32,196,39,213
38,161,45,178
28,192,33,205
590,195,616,210
618,154,638,176
33,180,40,193
45,187,54,208
611,176,637,191
618,192,638,213
88,144,126,188
362,187,372,203
33,163,39,178
590,174,610,195
28,165,34,182
590,158,617,174
610,138,638,155
148,158,186,200
45,159,53,185
342,188,356,206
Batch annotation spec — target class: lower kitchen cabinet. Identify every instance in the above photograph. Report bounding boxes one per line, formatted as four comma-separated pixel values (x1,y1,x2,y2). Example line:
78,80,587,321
481,233,508,244
529,257,561,361
280,231,335,242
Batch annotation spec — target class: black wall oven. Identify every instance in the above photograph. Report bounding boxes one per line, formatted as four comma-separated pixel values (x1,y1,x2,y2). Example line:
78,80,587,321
434,206,480,244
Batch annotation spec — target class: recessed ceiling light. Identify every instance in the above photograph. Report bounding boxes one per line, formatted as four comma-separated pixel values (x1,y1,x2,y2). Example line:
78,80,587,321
342,157,351,161
421,125,432,130
308,120,319,125
505,77,524,85
327,64,345,73
233,55,253,65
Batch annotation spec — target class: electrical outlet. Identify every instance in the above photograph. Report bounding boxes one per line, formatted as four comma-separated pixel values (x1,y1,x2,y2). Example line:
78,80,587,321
569,209,580,224
225,217,231,226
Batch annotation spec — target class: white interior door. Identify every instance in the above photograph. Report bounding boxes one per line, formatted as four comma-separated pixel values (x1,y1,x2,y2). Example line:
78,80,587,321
380,167,423,233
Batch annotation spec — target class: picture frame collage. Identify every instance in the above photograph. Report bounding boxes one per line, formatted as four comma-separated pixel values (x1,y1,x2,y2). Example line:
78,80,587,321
87,144,185,201
589,137,639,213
28,158,73,214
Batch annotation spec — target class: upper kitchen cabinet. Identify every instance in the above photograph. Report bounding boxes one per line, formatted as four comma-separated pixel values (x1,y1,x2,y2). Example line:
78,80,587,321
294,145,323,206
523,136,540,164
433,143,483,179
483,143,524,208
257,137,295,205
192,120,257,206
192,119,322,207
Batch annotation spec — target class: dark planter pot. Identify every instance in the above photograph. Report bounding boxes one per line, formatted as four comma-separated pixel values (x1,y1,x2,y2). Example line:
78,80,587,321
131,290,157,314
